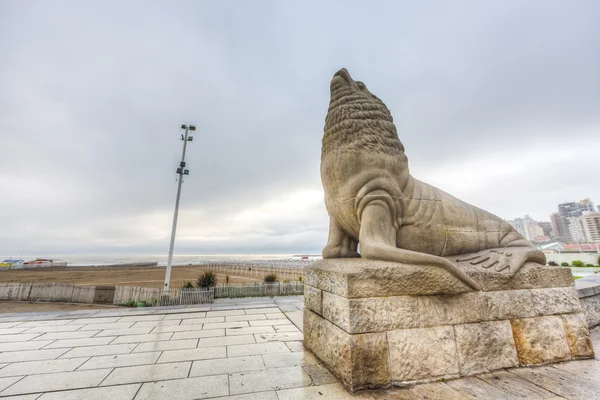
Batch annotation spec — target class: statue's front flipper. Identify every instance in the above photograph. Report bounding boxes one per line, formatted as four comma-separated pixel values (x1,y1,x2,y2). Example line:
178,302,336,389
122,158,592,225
358,200,481,290
448,247,546,275
322,217,360,259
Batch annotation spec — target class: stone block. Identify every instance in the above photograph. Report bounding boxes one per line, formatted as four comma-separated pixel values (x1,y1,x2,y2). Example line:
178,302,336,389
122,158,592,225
510,316,571,365
418,293,482,327
303,285,322,315
530,287,582,316
561,313,595,359
470,263,574,292
322,291,419,334
579,294,600,328
480,289,536,321
454,320,518,375
304,308,390,391
304,259,473,298
388,326,459,382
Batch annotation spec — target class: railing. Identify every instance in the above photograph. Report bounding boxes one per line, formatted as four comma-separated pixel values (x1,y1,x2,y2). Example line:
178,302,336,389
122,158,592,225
213,282,304,299
158,288,214,306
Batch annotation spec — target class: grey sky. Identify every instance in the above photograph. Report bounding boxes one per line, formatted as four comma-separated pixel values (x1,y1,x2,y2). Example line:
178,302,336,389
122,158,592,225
1,0,599,257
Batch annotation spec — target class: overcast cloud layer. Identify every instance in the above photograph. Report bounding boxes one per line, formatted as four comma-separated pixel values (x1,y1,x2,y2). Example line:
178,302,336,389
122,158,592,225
1,0,599,257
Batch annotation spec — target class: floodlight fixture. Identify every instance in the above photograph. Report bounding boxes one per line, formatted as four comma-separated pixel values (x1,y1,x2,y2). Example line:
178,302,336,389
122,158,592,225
189,125,196,131
181,124,187,129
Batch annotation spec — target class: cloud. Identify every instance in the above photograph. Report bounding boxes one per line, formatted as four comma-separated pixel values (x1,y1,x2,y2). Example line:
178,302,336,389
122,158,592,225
0,0,599,257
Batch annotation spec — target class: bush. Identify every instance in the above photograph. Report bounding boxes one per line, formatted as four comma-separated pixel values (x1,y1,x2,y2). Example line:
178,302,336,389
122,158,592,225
561,262,569,267
572,260,584,267
264,273,278,283
197,271,217,288
548,261,559,266
225,275,230,285
182,281,194,289
586,264,595,267
298,276,303,282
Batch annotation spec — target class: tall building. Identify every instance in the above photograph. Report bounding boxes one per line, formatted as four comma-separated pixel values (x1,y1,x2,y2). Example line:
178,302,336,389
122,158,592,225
538,221,553,237
508,215,544,241
555,198,597,241
569,212,600,243
550,212,568,240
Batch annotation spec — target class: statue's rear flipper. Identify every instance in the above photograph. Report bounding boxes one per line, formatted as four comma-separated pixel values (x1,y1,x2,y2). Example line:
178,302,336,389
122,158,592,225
446,247,547,275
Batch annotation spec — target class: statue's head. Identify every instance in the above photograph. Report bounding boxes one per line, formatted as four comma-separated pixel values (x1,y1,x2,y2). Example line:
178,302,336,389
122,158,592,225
322,68,406,161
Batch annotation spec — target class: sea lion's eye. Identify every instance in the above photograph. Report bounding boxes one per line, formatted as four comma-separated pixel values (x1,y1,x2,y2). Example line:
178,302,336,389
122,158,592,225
356,82,365,90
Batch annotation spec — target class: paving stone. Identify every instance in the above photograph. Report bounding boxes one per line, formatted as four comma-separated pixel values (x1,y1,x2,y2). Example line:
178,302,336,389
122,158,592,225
171,329,225,340
190,355,265,376
0,334,42,342
0,394,41,400
510,366,600,400
133,339,198,353
447,376,519,399
250,319,292,327
17,320,74,328
277,382,374,399
135,375,228,400
0,357,88,377
0,376,24,392
262,352,317,368
0,348,68,363
511,316,571,365
118,315,165,322
0,328,29,335
66,317,121,325
59,343,137,358
78,351,161,370
95,327,153,337
255,332,304,342
100,362,191,386
1,368,112,396
0,341,55,352
265,313,287,320
149,324,207,333
285,311,303,332
210,392,278,400
409,382,468,400
132,320,182,328
302,364,338,385
77,322,134,331
479,370,557,399
551,359,600,385
197,335,255,348
228,342,290,357
275,325,301,333
36,383,141,400
226,314,268,322
387,326,459,382
163,312,207,320
229,365,312,394
45,336,117,349
111,332,173,344
179,317,226,325
32,330,100,341
226,326,276,336
454,320,518,375
157,346,226,363
23,325,84,334
285,341,306,352
205,310,246,317
0,322,20,329
245,308,280,315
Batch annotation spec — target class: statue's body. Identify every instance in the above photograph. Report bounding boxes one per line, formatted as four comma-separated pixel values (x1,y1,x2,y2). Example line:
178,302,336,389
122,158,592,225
321,69,545,290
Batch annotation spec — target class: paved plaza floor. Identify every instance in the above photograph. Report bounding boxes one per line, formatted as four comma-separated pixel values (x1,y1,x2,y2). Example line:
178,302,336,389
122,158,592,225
0,296,598,399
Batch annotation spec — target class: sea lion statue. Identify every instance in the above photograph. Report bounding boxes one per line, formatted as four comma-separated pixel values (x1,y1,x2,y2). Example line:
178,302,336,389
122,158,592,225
321,68,546,290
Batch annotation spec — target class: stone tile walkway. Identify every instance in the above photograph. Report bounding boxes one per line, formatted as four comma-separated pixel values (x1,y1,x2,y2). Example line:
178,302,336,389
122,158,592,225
0,296,597,399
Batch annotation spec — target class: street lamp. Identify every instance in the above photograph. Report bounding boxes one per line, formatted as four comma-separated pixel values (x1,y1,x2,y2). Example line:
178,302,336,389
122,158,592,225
164,124,195,291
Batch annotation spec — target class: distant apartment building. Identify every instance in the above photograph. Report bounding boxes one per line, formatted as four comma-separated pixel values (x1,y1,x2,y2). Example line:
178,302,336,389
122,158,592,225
569,212,600,243
551,198,597,242
508,215,544,241
538,221,553,237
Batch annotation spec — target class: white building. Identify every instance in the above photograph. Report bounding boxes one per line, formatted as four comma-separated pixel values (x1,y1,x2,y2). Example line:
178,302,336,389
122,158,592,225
569,211,600,243
508,215,544,241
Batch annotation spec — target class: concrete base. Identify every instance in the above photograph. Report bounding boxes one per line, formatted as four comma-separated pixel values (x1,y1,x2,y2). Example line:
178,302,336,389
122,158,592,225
303,259,595,392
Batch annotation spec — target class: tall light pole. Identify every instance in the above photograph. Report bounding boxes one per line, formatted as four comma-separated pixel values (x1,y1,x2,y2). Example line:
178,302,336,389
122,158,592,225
164,124,195,291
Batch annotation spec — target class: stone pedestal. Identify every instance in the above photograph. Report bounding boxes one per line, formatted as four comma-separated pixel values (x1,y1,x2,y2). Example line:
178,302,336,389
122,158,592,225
303,259,595,392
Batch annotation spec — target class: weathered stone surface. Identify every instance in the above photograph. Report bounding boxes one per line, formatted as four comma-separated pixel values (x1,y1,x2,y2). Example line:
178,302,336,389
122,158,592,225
303,285,322,315
387,326,459,382
530,287,582,316
303,308,390,391
418,293,482,327
304,259,473,298
480,289,536,321
471,263,574,292
322,291,419,334
454,320,518,375
579,293,600,328
511,316,571,365
562,313,595,359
